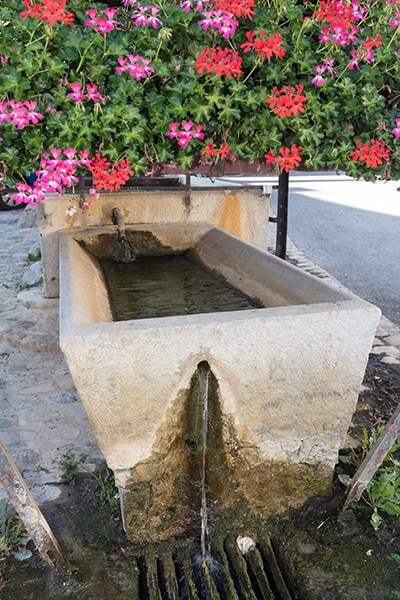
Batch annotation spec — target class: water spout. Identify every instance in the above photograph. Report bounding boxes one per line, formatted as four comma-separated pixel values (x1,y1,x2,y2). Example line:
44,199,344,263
111,207,136,262
112,207,126,239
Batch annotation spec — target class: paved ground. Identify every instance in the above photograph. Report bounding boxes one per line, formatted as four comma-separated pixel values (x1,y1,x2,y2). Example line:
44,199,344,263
0,204,399,506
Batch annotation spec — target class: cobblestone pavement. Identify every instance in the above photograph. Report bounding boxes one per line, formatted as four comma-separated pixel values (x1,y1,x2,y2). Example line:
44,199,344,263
0,206,399,507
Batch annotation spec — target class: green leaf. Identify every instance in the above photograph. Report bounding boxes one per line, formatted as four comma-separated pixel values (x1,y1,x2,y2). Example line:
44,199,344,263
337,473,351,487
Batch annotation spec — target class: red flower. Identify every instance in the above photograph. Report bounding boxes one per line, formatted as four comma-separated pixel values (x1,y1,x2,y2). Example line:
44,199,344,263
213,0,255,20
349,139,390,168
20,0,75,26
202,141,232,159
362,34,382,49
266,85,307,118
218,141,231,158
241,31,286,60
88,153,134,191
264,144,303,172
196,47,243,79
203,143,217,157
314,0,355,32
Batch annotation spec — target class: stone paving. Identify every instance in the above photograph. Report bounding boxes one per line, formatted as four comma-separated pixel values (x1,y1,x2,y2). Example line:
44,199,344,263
0,205,399,507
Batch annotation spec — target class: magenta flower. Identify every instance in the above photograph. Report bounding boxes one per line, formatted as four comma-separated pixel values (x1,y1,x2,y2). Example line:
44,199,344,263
198,10,238,38
181,0,212,11
311,59,335,86
389,11,400,29
86,84,103,103
67,82,105,103
67,83,86,102
131,5,162,28
311,66,325,87
12,181,46,206
115,55,155,80
319,25,358,46
2,100,43,130
167,121,204,148
85,8,120,34
392,118,400,138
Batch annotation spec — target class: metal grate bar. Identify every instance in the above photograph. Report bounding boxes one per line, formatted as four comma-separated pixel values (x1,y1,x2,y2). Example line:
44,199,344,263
134,535,293,600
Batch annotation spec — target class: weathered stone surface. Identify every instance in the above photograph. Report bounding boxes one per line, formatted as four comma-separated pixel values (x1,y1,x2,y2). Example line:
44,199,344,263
37,187,270,298
59,223,381,541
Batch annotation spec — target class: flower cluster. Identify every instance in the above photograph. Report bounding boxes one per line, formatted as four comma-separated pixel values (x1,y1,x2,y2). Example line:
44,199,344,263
115,55,155,81
311,58,335,87
12,148,91,205
241,31,286,60
85,8,120,34
264,144,303,172
265,85,307,118
20,0,74,26
349,139,391,167
203,141,232,159
195,47,243,78
0,0,399,198
316,0,367,46
198,10,238,39
0,100,43,130
67,83,106,103
166,121,205,148
213,0,255,20
88,154,134,191
131,5,162,28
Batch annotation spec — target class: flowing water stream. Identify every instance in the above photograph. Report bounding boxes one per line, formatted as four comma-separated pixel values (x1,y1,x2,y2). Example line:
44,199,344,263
200,367,210,567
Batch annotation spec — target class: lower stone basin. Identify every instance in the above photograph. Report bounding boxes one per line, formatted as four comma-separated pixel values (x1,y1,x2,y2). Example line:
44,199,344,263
59,223,380,542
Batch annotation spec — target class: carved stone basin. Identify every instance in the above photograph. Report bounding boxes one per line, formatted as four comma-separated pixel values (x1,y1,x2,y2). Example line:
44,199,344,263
58,223,380,542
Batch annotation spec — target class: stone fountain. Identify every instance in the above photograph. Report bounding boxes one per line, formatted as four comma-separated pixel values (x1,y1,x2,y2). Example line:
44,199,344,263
49,188,380,543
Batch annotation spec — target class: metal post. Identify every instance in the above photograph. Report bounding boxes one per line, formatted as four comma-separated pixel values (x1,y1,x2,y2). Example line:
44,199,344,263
275,170,289,260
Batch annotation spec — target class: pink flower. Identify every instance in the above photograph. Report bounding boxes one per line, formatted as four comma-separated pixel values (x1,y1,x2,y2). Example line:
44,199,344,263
115,55,155,80
392,118,400,138
311,68,325,86
181,0,212,11
86,84,103,102
166,121,204,148
67,82,105,103
67,82,86,102
131,5,162,28
85,8,120,34
311,60,335,87
12,181,46,205
389,11,400,29
198,10,238,39
6,100,43,130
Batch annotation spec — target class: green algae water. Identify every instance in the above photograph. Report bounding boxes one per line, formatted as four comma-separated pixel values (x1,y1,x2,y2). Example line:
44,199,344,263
100,253,261,321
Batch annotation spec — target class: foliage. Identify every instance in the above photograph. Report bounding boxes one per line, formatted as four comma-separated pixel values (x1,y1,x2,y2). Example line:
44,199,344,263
82,466,120,509
27,248,41,262
0,0,399,205
0,498,32,588
54,450,88,485
54,451,119,508
338,426,400,530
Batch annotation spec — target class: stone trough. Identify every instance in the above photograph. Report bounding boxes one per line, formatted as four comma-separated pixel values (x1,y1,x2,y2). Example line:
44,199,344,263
58,220,380,543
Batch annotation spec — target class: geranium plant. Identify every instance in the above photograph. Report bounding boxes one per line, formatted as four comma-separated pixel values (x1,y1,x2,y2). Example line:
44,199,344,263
0,0,399,207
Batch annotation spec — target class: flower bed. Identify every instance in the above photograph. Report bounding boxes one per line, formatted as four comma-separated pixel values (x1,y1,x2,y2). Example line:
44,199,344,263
0,0,399,210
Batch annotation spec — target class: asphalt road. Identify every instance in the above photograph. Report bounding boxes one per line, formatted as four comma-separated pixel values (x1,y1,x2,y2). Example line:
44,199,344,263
221,171,400,327
277,173,400,327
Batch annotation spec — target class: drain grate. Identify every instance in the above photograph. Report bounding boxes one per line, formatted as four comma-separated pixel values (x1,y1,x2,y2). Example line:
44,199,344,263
130,534,293,600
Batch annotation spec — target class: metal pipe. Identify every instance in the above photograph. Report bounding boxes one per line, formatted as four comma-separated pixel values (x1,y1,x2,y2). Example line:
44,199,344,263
276,170,289,260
